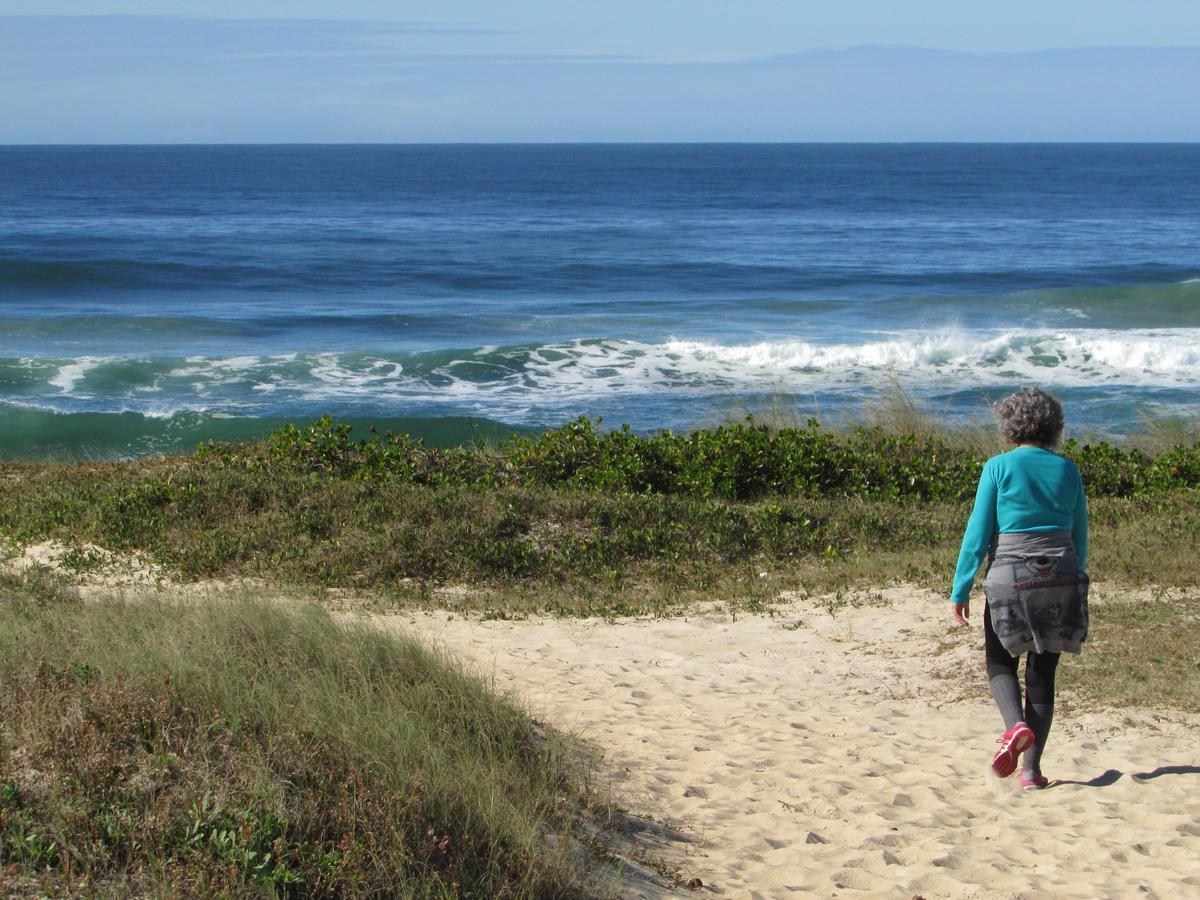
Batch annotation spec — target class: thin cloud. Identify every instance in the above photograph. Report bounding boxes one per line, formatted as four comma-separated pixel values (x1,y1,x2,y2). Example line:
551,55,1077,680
215,51,640,65
1,15,637,69
0,14,508,36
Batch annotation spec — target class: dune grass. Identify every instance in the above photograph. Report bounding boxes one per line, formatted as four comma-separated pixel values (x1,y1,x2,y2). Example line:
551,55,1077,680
1060,588,1200,713
0,571,617,898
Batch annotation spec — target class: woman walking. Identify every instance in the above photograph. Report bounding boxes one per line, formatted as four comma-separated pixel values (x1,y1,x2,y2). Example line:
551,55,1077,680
951,387,1089,789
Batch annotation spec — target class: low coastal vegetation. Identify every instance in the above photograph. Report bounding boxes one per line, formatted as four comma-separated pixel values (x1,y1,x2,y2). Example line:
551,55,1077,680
0,572,621,897
2,414,1199,611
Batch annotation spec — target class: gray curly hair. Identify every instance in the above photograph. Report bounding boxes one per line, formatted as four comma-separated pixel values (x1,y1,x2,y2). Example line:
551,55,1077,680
994,387,1064,447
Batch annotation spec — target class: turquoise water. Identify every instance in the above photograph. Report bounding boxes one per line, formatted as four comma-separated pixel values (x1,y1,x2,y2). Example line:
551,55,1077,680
2,144,1199,458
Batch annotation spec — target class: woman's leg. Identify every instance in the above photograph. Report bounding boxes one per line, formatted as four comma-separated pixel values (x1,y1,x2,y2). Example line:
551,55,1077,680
1022,650,1061,775
983,601,1024,729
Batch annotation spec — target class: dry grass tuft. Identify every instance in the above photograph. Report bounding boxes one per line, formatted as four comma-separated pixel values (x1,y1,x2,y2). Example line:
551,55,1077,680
1061,590,1200,712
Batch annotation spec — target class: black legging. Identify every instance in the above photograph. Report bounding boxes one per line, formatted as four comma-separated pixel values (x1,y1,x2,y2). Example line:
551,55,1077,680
984,602,1060,701
984,601,1060,771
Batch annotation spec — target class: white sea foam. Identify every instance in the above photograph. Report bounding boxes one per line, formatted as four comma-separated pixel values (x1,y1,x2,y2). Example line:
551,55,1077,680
21,329,1200,421
169,356,270,378
308,355,404,388
649,329,1200,387
129,404,212,419
49,357,105,393
185,329,1200,407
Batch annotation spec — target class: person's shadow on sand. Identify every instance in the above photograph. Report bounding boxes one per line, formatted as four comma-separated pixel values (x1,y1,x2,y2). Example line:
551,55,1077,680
1131,765,1200,783
1050,765,1200,788
1052,768,1124,788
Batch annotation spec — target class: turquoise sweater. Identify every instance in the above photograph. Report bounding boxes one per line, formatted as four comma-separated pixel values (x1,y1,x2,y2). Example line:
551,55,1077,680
951,446,1088,605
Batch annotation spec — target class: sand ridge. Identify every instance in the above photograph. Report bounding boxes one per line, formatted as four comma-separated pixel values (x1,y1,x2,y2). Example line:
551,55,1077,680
372,587,1200,899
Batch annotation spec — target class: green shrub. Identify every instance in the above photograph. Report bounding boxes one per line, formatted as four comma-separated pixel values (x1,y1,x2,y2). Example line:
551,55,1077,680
3,417,1199,612
191,416,1200,501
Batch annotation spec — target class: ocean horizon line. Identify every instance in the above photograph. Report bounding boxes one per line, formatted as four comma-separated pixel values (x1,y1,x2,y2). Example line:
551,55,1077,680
4,140,1200,148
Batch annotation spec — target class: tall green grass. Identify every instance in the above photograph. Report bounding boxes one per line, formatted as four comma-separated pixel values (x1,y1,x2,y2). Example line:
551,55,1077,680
0,574,610,897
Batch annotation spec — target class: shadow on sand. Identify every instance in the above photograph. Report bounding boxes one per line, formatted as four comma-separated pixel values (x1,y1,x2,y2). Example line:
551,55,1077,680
1052,768,1123,788
1052,765,1200,789
1131,765,1200,783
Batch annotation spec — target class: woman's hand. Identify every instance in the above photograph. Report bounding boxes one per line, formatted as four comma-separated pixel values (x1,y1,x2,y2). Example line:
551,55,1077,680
952,602,970,627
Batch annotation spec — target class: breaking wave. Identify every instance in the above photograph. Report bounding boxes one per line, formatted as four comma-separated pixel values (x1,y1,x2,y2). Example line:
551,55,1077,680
5,328,1199,421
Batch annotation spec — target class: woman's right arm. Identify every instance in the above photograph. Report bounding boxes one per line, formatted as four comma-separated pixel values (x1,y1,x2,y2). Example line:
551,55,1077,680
950,459,998,607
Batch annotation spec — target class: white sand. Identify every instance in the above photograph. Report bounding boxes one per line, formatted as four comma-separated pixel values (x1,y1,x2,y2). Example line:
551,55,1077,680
2,539,162,586
371,586,1200,899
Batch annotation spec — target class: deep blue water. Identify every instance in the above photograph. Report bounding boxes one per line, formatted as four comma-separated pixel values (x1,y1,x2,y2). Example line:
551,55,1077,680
2,144,1199,457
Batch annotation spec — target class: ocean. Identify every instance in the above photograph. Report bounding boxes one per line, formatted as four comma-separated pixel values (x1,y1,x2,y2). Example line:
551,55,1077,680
2,143,1198,458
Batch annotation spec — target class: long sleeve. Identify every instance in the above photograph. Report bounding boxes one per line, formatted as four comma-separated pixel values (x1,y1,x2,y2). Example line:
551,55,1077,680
950,461,998,605
1072,469,1089,569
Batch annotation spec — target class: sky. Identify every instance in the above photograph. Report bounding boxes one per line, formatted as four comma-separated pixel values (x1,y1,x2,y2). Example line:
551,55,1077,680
2,1,1199,142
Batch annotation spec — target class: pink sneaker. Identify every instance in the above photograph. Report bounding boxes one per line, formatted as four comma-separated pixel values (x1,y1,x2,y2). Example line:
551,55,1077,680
1019,772,1049,791
992,723,1035,777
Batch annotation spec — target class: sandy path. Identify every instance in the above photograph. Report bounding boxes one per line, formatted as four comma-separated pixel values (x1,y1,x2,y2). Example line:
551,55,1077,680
369,587,1200,899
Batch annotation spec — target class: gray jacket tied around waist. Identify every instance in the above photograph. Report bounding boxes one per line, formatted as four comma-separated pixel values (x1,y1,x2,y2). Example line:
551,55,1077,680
984,531,1089,656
